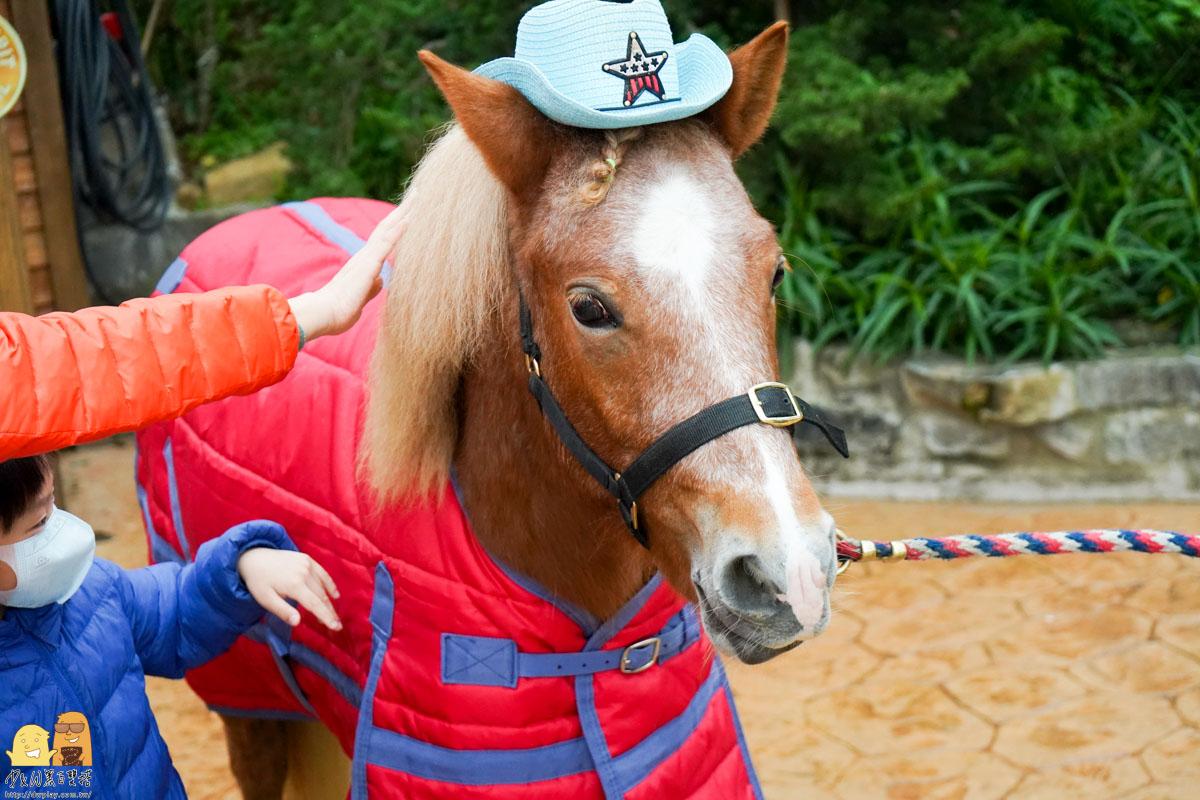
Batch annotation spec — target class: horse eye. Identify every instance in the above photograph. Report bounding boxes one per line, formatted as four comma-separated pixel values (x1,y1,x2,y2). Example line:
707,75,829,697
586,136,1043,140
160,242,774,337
569,293,615,329
771,263,786,295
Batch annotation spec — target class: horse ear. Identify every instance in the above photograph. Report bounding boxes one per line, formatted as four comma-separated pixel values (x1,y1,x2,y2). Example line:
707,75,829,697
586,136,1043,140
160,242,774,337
704,21,790,159
419,50,556,201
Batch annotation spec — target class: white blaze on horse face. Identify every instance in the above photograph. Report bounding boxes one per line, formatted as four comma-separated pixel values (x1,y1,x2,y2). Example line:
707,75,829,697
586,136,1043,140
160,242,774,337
628,166,833,637
755,437,832,632
627,168,759,399
631,170,717,310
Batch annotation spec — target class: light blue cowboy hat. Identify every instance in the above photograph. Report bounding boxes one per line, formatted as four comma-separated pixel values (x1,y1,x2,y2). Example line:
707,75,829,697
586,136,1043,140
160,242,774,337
474,0,733,129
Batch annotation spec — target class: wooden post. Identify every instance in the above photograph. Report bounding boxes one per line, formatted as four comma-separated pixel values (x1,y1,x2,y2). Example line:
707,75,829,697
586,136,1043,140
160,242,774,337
0,115,32,313
7,1,90,311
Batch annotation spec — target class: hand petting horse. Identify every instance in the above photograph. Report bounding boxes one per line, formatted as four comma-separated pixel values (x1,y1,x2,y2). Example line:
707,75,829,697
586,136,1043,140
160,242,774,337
137,2,840,797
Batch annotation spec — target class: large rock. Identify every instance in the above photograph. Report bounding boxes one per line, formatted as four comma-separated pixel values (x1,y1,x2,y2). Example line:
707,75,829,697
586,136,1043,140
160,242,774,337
903,361,1079,426
1103,409,1200,464
1035,418,1098,461
920,413,1010,460
901,359,994,413
1075,352,1200,411
204,142,292,206
980,364,1078,425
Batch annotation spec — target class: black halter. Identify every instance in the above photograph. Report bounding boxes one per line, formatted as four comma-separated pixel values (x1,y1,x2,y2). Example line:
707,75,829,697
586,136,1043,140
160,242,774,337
518,291,850,548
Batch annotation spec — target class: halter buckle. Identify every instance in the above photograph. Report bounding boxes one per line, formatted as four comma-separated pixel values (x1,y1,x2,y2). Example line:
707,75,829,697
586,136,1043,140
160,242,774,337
525,353,541,378
620,637,662,674
748,382,804,428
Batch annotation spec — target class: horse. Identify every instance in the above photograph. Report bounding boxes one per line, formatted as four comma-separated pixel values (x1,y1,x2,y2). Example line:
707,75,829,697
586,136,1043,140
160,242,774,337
135,21,841,798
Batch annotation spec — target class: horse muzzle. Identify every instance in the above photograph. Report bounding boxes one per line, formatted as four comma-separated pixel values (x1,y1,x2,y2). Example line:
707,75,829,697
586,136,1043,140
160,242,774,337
692,545,833,664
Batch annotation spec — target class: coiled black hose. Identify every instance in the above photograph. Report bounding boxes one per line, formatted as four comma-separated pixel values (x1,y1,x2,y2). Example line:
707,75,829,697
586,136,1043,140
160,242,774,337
51,0,171,233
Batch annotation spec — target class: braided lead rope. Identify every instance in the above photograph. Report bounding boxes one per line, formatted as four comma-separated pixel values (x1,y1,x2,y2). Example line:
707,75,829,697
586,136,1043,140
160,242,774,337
836,529,1200,572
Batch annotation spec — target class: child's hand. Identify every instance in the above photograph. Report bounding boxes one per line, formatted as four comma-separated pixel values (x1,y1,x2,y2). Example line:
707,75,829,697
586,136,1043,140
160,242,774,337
237,548,343,631
287,197,414,341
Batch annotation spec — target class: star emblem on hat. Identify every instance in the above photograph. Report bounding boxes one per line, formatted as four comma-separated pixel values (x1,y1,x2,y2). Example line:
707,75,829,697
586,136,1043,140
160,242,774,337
602,32,669,108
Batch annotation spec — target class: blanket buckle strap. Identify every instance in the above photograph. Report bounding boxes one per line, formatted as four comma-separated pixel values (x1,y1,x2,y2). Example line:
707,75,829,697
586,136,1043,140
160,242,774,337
619,637,661,674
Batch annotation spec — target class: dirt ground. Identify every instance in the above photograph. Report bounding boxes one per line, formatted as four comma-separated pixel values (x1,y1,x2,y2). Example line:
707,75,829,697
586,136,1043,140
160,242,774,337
61,438,1200,799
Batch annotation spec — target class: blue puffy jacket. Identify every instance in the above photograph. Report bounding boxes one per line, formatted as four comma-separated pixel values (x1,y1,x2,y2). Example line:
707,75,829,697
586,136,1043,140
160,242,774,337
0,520,295,799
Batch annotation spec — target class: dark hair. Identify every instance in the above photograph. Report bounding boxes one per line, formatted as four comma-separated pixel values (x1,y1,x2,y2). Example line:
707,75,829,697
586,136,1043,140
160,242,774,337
0,455,53,532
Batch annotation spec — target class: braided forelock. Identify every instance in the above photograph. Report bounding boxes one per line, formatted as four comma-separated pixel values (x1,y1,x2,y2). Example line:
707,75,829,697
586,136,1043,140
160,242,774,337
578,127,644,206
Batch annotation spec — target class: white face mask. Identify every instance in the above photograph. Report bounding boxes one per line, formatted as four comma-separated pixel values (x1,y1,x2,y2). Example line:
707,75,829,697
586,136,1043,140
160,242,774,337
0,507,96,609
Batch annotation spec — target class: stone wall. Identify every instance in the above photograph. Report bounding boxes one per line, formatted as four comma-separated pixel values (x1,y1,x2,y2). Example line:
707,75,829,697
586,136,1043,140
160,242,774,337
788,343,1200,502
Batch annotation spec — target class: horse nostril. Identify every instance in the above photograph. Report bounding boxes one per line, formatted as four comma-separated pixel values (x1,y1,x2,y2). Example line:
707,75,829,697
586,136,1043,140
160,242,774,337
739,555,785,596
719,554,785,618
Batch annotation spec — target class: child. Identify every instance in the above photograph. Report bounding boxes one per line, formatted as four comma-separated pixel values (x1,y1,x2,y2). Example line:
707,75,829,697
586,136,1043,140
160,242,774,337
0,453,341,798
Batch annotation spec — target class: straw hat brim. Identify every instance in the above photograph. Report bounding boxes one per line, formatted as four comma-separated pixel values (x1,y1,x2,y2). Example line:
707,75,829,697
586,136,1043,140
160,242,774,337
475,34,732,130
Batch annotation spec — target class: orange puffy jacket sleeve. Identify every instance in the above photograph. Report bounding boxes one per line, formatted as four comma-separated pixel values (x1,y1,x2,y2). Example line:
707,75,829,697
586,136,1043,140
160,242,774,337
1,286,299,459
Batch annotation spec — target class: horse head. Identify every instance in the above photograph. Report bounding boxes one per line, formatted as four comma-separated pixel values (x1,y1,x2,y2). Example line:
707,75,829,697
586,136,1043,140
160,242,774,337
365,23,838,664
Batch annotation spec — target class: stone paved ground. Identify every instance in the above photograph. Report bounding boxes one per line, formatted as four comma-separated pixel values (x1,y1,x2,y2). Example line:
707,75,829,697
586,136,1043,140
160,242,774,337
729,499,1200,800
61,440,1200,799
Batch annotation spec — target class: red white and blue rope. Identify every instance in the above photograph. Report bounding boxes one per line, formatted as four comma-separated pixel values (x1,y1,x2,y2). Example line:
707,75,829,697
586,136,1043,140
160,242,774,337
836,529,1200,565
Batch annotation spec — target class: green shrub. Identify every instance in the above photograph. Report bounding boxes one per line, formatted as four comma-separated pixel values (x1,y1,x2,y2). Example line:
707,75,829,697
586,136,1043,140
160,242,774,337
759,0,1200,360
776,99,1200,362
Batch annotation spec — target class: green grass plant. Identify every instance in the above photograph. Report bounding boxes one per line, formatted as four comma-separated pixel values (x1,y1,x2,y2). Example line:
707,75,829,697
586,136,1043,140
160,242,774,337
776,99,1200,364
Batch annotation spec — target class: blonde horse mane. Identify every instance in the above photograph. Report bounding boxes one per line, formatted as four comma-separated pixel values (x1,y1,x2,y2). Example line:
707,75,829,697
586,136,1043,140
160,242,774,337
362,125,510,504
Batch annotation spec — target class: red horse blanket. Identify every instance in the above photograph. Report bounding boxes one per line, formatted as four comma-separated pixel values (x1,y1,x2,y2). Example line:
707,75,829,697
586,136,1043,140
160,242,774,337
135,198,764,799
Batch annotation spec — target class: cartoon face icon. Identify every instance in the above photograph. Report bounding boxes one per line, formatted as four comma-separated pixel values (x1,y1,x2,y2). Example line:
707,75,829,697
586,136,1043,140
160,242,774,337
52,712,92,767
6,724,56,766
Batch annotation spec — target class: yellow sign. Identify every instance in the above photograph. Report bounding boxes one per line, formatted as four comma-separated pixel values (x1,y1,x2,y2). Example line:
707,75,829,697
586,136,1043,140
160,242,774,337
0,15,27,119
